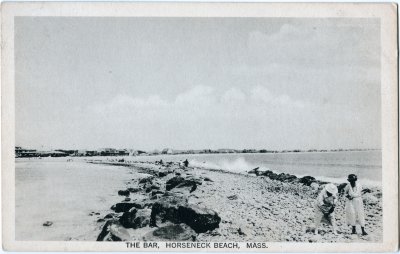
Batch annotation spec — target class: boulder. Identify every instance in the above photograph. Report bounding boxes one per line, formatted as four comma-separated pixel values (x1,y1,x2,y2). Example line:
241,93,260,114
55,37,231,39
178,204,221,233
119,209,138,228
104,213,117,219
139,176,154,185
158,172,168,177
166,176,202,191
143,223,196,241
338,183,348,194
128,187,141,193
111,202,144,213
118,190,130,196
150,194,188,226
276,173,297,182
248,167,260,175
299,176,316,186
119,208,151,229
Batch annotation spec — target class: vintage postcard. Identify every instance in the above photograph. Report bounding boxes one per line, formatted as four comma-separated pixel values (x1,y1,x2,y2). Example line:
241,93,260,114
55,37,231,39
1,2,398,252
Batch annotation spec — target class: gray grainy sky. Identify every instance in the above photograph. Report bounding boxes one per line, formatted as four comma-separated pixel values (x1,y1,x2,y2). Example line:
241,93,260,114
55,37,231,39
15,17,381,150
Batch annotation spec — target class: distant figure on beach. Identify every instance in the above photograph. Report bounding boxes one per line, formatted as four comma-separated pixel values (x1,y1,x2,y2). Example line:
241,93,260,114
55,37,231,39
314,183,338,235
183,159,189,167
344,174,368,235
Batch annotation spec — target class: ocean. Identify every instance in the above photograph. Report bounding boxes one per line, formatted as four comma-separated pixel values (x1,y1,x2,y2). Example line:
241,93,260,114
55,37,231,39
131,150,382,186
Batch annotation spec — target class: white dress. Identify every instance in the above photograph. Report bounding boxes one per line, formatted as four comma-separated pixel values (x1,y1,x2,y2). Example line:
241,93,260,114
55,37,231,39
344,182,365,226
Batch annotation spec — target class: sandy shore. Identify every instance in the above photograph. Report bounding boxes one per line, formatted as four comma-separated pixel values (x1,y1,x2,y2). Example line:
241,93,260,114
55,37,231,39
91,159,382,243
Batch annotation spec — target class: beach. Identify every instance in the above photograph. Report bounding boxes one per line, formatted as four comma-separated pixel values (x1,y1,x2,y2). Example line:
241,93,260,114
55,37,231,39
15,154,382,242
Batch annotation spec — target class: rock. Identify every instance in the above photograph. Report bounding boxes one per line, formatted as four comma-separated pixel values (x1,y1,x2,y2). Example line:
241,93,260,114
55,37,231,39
144,223,196,241
43,221,53,227
119,208,151,229
111,202,144,213
104,213,117,219
158,172,167,177
362,188,372,194
276,173,297,182
237,227,246,236
124,197,131,202
152,190,164,196
133,208,152,228
97,220,113,241
227,194,238,200
310,182,319,191
119,209,137,228
166,176,202,191
299,176,316,186
128,188,141,193
139,176,154,185
109,221,131,241
203,177,213,182
178,204,221,233
118,190,130,196
248,167,260,175
150,194,188,226
268,172,279,180
97,218,105,223
337,183,348,193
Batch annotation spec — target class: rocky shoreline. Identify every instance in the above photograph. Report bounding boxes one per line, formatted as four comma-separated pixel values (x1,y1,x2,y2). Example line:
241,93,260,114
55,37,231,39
89,159,382,243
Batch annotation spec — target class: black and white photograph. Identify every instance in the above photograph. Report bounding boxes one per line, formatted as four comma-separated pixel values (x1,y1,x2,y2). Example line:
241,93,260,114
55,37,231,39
1,2,398,252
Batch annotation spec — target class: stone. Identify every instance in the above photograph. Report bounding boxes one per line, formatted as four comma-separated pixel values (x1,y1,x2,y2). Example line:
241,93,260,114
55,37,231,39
144,223,196,241
248,167,260,175
104,213,117,219
128,188,141,193
119,209,138,228
119,208,151,229
139,176,154,185
158,172,168,177
227,194,238,200
150,194,188,226
166,176,202,191
178,204,221,233
118,190,130,196
43,221,53,227
97,220,113,241
132,208,152,228
337,183,348,194
299,176,316,186
111,202,144,213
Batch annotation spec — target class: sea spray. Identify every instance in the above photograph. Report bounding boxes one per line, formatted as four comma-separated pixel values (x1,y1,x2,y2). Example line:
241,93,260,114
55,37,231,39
189,157,270,173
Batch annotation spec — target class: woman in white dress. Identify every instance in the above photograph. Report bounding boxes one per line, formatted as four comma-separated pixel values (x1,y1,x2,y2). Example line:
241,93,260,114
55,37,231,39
343,174,368,235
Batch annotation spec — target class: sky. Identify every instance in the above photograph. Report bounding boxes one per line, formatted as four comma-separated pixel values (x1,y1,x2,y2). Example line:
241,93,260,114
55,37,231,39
15,17,381,151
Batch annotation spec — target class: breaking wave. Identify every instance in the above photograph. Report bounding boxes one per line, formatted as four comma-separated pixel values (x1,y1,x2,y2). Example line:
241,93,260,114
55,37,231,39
189,157,269,173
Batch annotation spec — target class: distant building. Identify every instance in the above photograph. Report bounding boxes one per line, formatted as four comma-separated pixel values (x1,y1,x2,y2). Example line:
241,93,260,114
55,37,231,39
118,149,129,156
15,147,37,157
99,148,119,156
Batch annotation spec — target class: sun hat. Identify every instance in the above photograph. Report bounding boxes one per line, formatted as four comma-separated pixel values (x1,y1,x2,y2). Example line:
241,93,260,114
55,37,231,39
325,183,338,195
347,174,357,181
